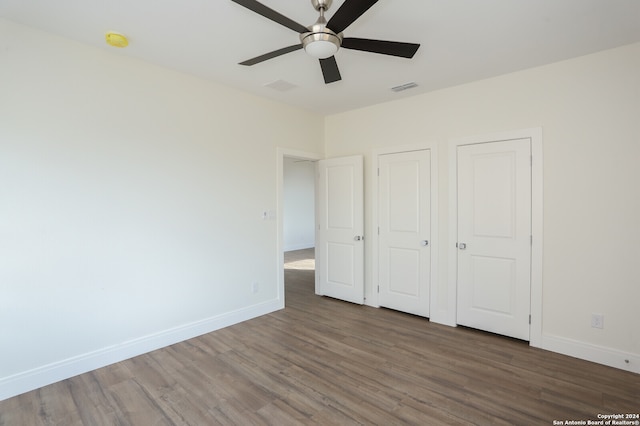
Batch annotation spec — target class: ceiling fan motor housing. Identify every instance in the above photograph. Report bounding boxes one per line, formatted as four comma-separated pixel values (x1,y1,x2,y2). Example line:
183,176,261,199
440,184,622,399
311,0,333,12
301,0,342,58
300,20,342,48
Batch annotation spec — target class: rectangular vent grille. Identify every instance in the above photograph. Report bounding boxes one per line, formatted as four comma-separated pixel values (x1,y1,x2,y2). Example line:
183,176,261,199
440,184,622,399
391,82,418,92
264,79,297,92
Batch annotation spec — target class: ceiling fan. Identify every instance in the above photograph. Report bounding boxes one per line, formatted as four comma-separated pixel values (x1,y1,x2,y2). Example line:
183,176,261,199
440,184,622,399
231,0,421,84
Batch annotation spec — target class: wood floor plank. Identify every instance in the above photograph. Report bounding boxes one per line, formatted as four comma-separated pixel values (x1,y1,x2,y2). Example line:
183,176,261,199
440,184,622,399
256,398,312,425
35,381,84,426
0,393,46,426
1,248,638,425
66,373,121,425
153,385,216,425
108,378,175,426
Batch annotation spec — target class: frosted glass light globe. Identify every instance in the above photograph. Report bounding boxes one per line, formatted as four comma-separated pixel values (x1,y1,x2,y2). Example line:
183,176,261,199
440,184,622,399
305,39,339,59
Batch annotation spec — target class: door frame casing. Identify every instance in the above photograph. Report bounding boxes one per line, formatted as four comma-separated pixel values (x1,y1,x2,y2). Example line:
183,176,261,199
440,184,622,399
370,142,439,312
447,128,543,348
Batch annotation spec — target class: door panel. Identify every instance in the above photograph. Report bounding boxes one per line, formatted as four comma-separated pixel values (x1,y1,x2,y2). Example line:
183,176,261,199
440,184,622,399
456,139,531,340
326,165,355,229
316,156,364,304
378,150,431,317
327,242,355,285
471,153,515,237
387,248,420,295
470,255,515,314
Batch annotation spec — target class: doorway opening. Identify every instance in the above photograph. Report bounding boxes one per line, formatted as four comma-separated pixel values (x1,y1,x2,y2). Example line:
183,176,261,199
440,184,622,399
284,248,316,302
278,149,322,307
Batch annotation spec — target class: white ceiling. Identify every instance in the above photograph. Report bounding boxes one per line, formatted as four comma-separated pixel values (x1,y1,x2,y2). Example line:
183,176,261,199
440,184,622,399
2,0,639,115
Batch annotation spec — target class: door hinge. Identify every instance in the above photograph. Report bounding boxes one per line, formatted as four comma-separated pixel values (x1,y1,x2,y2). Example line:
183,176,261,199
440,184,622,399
377,168,380,176
530,235,533,245
377,285,380,293
530,155,533,166
377,226,380,235
529,314,532,324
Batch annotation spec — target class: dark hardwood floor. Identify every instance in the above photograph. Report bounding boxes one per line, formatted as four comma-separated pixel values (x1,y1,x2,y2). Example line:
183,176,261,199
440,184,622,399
1,249,637,425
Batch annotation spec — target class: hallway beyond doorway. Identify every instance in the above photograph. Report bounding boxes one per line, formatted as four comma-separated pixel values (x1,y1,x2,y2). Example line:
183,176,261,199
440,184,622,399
284,248,315,270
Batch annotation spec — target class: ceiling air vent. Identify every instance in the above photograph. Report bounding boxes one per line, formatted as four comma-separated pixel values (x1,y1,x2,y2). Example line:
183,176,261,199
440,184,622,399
391,82,418,93
264,80,298,92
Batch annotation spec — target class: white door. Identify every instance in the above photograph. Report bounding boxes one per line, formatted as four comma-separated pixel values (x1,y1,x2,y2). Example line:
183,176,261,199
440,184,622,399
316,156,364,304
456,139,532,340
378,150,431,317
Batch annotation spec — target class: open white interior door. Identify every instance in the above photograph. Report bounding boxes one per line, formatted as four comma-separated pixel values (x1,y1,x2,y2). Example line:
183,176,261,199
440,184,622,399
316,156,364,304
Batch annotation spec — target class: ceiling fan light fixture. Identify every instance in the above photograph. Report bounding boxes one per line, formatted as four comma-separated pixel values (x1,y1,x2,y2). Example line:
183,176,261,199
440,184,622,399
302,33,341,59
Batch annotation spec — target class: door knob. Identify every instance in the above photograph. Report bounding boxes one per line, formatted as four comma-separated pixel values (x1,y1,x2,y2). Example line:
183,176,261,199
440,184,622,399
354,236,363,241
421,240,429,246
458,242,467,250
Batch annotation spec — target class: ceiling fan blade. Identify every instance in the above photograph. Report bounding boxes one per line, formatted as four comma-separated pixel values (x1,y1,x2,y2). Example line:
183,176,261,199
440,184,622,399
341,38,420,58
327,0,379,34
319,56,342,84
239,44,303,66
231,0,308,33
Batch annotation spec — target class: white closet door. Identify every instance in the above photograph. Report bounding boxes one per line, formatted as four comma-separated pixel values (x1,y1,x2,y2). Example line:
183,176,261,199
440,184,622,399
456,138,532,340
378,150,431,317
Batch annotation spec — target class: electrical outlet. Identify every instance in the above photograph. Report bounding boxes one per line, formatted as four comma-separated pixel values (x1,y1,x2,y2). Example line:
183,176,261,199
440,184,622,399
591,314,604,329
252,282,259,294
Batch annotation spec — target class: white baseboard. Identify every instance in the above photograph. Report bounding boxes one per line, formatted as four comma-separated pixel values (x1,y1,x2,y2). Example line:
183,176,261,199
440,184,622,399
0,299,283,402
400,319,638,375
541,334,639,374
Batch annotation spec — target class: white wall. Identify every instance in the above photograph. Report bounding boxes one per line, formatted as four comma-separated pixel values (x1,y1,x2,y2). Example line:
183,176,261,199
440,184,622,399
325,43,640,373
0,19,324,400
283,157,315,251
